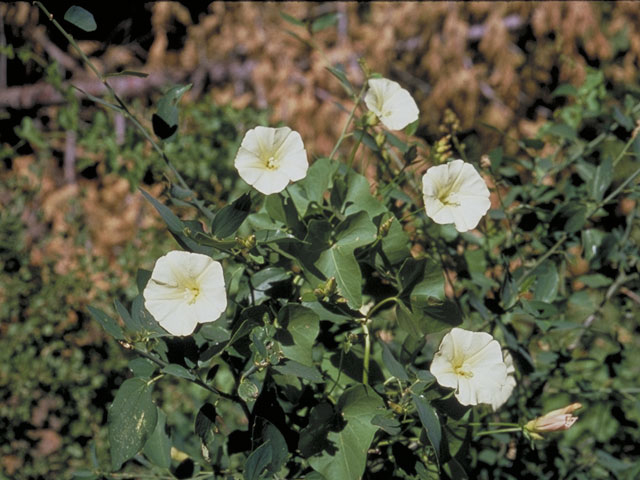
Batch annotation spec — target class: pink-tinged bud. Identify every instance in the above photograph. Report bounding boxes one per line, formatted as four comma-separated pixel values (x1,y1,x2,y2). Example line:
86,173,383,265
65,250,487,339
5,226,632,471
524,403,582,440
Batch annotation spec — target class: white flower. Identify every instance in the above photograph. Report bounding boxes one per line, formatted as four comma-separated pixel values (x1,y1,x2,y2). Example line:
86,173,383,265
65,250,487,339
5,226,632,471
364,77,419,131
490,351,516,411
422,159,491,232
234,126,308,195
429,328,508,406
143,251,227,336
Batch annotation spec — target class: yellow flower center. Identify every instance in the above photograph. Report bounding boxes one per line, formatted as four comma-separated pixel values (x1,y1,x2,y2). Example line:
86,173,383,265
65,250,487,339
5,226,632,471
183,284,201,305
265,155,279,170
454,361,474,378
437,181,461,207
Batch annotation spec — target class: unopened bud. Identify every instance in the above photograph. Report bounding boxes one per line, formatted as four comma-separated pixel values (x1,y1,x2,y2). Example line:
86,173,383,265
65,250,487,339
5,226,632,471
524,403,582,440
375,132,386,148
358,58,371,77
480,154,492,169
378,216,394,237
365,111,379,127
235,234,256,249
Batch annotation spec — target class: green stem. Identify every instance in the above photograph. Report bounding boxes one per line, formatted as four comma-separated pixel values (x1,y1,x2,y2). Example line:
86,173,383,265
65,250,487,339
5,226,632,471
468,422,520,428
360,296,398,385
346,132,364,170
519,233,567,286
613,133,637,167
589,165,640,217
362,320,371,385
120,342,239,404
34,2,102,79
327,348,345,397
35,1,214,222
520,163,640,287
475,427,522,437
367,296,399,320
330,82,368,162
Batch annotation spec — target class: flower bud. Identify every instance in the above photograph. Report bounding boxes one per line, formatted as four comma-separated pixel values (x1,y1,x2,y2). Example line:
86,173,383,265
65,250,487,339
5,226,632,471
524,403,582,440
364,111,379,127
378,216,394,238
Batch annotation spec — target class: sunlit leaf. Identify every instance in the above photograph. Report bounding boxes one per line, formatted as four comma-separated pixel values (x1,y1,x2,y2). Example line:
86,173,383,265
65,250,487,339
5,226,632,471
64,6,97,32
108,378,157,470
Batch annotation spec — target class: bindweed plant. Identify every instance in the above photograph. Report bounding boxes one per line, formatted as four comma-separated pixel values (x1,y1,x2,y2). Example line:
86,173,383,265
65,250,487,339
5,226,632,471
38,4,640,480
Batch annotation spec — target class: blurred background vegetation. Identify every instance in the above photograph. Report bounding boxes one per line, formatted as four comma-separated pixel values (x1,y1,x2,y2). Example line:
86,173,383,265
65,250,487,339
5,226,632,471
1,2,639,479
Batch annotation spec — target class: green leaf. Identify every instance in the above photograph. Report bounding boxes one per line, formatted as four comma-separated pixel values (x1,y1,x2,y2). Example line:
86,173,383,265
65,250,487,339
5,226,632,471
262,422,289,474
108,378,158,470
444,458,469,479
139,188,183,232
64,6,97,32
136,268,152,294
405,119,419,137
273,359,324,383
335,211,378,248
395,303,422,338
326,65,354,96
401,259,461,334
552,203,587,234
275,305,320,366
103,70,149,78
154,84,192,141
534,261,559,303
581,228,604,261
384,131,409,153
279,11,306,27
408,259,445,300
299,157,339,206
139,189,211,254
546,123,577,141
354,129,379,152
143,408,171,469
71,471,98,480
371,414,402,436
87,306,125,340
380,340,408,381
161,364,196,381
211,193,252,238
114,299,135,332
380,215,410,265
316,244,363,308
343,169,385,218
128,358,156,378
311,13,338,32
613,106,634,130
244,441,272,480
577,273,612,288
130,295,168,337
414,298,463,334
308,385,384,480
195,403,217,455
238,380,260,403
314,212,377,308
412,394,441,466
551,84,579,97
590,157,613,202
521,138,544,150
299,403,338,457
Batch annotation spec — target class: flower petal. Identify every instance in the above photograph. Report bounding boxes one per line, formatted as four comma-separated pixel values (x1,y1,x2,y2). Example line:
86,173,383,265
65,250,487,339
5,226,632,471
430,327,509,407
422,160,490,232
143,251,227,336
251,169,291,195
365,77,419,131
